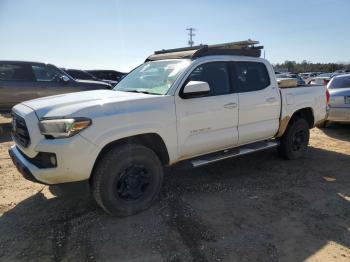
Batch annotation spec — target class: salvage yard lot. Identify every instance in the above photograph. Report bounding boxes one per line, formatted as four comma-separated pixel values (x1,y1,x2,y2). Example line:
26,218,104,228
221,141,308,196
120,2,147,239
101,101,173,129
0,116,349,262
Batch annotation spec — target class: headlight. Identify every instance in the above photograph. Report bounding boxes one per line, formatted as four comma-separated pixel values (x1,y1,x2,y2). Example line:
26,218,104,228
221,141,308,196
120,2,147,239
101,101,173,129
39,117,92,138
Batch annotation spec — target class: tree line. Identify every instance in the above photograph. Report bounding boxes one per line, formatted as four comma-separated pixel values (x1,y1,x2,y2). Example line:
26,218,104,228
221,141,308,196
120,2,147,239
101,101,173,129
274,60,350,73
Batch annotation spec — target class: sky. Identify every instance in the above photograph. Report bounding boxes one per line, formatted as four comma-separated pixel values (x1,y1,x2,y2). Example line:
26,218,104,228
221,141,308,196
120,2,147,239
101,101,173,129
0,0,349,72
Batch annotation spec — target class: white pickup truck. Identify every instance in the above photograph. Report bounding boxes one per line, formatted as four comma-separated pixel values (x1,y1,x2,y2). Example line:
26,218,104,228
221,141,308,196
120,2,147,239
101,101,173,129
9,41,328,216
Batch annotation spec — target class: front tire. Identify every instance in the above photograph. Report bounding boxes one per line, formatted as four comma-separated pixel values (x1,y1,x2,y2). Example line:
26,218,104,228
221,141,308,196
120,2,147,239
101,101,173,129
278,118,310,160
91,144,164,216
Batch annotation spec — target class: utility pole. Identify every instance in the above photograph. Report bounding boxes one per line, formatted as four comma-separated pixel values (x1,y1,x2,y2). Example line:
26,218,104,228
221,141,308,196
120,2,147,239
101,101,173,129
186,28,196,47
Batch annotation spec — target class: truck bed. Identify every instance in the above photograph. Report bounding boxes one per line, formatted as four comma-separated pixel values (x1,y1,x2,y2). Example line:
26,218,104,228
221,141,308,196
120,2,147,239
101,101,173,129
279,84,327,126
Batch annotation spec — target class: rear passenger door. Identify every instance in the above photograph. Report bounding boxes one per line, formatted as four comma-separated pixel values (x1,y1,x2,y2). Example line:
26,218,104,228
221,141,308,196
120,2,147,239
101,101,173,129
231,61,281,145
0,63,38,111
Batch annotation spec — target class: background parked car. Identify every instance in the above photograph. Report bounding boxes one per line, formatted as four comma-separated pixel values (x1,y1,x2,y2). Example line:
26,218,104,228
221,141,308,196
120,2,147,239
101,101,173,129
322,74,350,126
63,69,114,87
87,70,126,83
300,72,320,84
63,69,100,81
333,69,350,74
310,72,332,86
276,73,306,86
0,61,111,113
330,71,350,79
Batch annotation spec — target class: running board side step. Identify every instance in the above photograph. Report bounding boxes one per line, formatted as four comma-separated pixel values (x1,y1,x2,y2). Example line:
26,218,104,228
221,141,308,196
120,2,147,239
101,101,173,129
190,140,279,168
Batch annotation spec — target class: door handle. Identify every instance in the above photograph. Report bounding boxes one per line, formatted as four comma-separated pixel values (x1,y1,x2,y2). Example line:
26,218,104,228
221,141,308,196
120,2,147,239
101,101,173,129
224,102,238,109
266,97,277,103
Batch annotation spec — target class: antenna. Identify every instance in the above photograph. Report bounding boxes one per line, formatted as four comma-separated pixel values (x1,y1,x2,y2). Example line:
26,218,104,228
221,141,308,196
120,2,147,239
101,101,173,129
186,28,196,47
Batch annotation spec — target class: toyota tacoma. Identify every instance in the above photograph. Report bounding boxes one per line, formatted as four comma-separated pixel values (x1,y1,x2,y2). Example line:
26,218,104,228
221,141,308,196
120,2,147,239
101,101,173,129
8,41,328,216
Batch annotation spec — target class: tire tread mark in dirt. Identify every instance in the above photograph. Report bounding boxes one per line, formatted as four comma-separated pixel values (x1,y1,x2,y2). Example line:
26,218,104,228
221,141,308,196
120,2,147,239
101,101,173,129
166,196,217,262
52,220,70,262
51,207,98,262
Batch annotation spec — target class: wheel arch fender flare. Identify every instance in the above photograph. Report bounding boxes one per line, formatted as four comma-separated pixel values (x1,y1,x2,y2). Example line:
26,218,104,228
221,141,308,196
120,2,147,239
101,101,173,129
276,107,315,137
89,132,170,182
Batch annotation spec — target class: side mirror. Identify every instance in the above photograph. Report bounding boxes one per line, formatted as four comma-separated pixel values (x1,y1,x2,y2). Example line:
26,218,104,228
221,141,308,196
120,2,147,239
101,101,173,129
60,75,70,83
182,81,210,98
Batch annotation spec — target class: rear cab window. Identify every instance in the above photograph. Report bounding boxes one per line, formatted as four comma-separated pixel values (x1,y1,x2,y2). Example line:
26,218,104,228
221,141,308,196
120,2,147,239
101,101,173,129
232,61,270,92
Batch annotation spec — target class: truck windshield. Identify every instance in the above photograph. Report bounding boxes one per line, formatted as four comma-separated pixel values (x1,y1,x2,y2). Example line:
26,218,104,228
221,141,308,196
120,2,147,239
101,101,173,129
114,59,190,95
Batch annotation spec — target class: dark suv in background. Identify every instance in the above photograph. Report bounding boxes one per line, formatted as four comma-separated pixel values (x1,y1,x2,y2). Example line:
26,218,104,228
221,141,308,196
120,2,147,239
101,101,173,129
63,69,116,87
87,70,126,83
0,61,111,113
63,69,101,81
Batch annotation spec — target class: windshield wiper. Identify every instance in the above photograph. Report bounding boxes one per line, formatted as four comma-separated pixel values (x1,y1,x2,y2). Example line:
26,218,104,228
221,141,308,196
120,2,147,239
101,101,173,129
123,89,160,95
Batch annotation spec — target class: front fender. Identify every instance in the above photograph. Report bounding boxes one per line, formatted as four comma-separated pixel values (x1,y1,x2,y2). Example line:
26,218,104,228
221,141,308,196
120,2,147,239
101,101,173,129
81,122,178,163
87,123,165,148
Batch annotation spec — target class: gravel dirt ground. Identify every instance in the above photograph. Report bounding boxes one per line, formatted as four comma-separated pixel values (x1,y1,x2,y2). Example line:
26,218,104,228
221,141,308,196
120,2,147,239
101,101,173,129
0,116,349,262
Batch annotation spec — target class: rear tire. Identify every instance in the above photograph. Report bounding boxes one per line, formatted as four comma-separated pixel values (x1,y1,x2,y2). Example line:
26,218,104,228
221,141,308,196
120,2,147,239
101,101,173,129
91,144,164,216
278,118,310,160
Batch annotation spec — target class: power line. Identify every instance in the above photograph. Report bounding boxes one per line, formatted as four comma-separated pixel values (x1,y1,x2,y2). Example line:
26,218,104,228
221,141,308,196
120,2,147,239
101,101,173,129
186,28,196,47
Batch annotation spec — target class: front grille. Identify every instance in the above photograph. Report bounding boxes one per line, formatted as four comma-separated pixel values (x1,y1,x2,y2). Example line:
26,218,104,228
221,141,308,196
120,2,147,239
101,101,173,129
11,112,31,148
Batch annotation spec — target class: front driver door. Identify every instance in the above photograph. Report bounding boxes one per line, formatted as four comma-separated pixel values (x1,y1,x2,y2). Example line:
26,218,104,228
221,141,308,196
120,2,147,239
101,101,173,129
175,61,239,159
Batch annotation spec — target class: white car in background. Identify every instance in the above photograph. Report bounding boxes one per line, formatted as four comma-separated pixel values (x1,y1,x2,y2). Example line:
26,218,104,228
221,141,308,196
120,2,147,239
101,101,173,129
310,73,332,86
300,72,320,85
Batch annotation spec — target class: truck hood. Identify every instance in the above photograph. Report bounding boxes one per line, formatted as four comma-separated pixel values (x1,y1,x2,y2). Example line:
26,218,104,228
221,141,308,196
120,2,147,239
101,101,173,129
21,90,158,119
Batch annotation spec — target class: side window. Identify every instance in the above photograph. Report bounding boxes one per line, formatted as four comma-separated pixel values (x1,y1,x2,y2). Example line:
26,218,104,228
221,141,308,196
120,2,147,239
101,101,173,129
32,65,62,82
115,72,123,81
184,62,231,97
0,63,35,81
109,72,118,81
97,72,106,79
67,70,91,80
233,62,270,92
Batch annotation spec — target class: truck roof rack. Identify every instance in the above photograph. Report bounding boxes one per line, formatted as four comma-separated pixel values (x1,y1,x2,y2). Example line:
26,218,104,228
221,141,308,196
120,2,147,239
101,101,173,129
145,40,263,62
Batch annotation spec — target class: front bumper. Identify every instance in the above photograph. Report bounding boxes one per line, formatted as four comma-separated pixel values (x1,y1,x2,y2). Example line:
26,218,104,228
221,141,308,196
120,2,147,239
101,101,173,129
9,146,46,184
9,103,102,185
326,107,350,122
9,134,101,185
